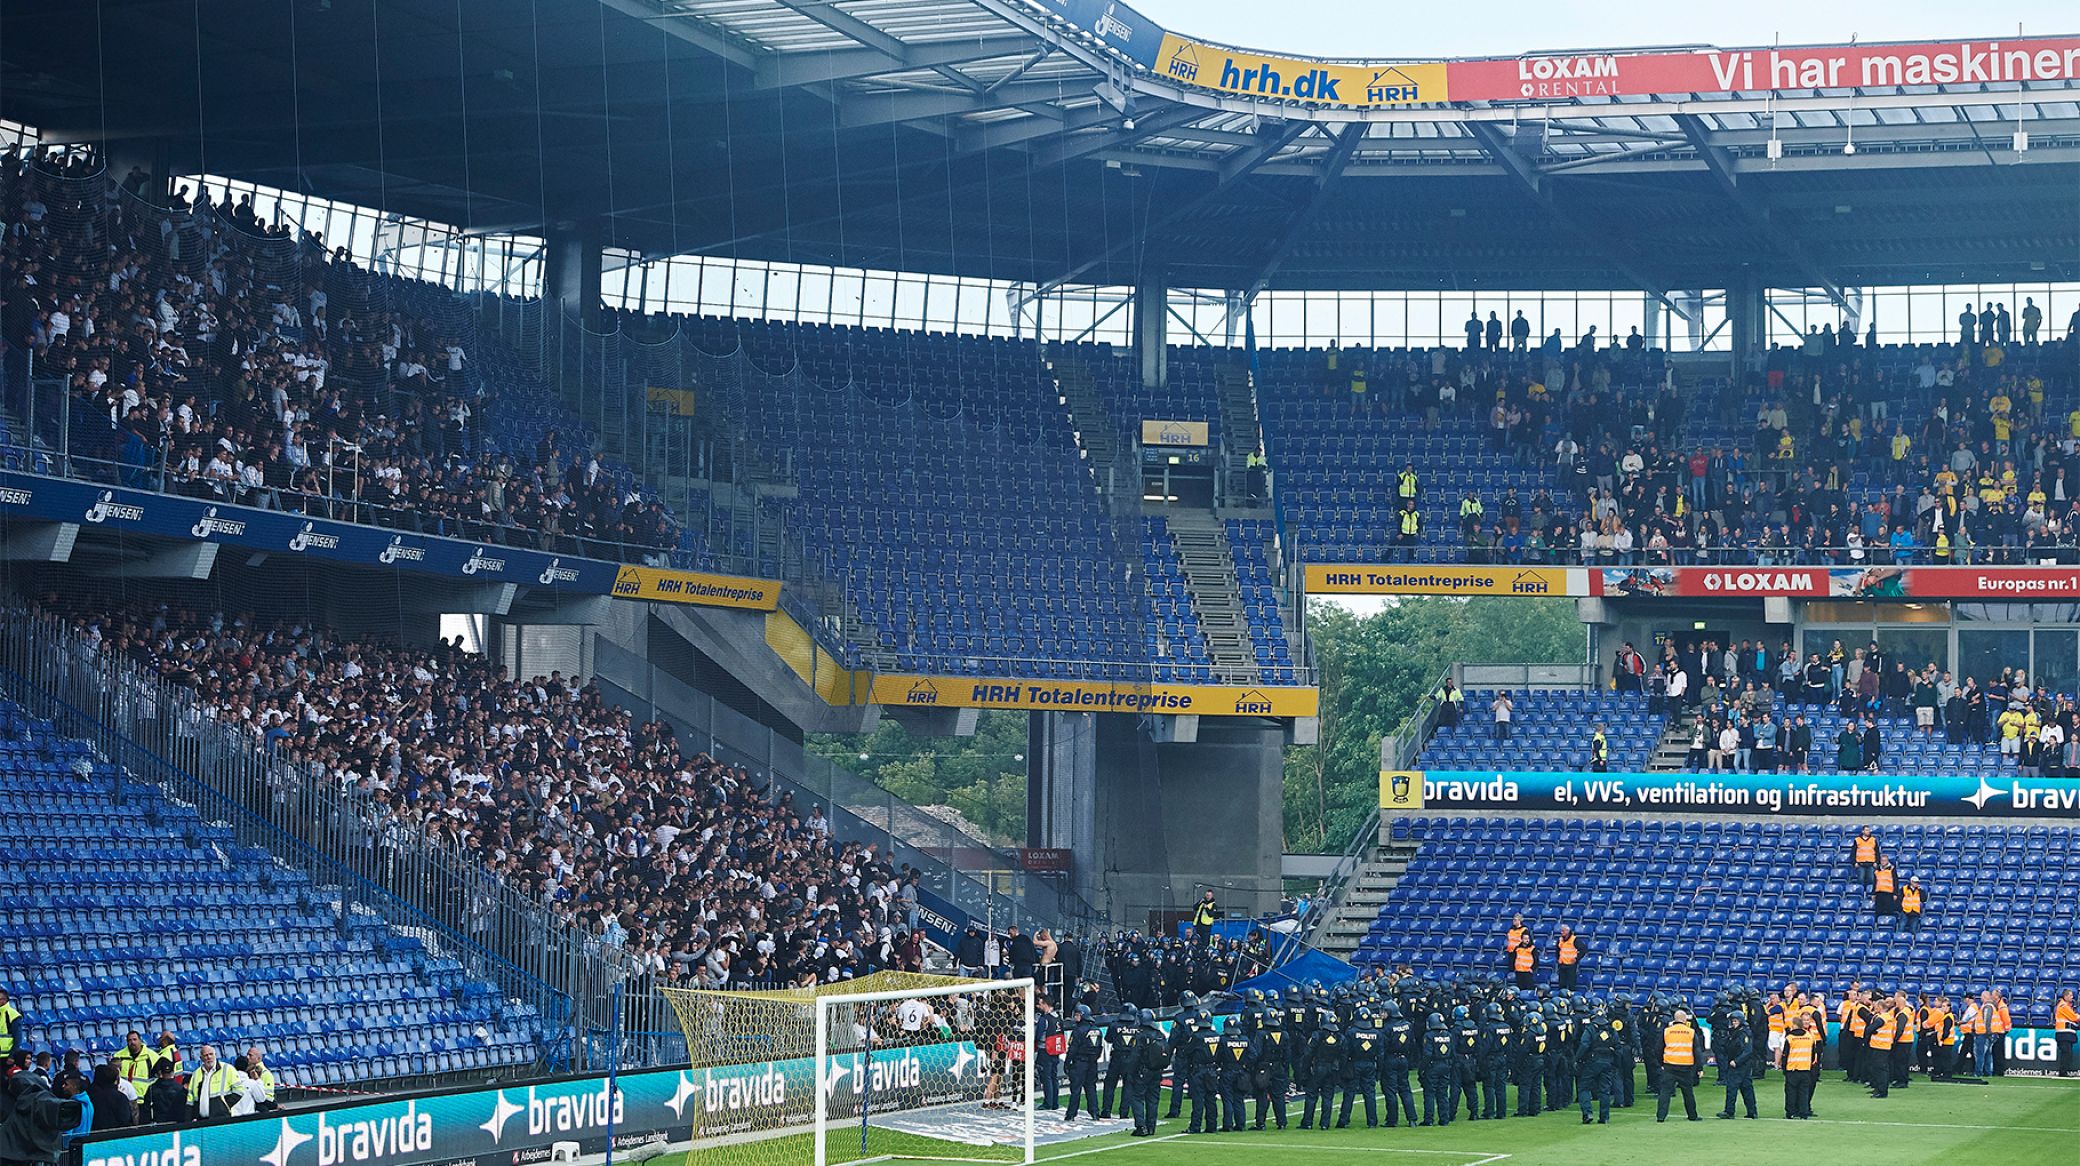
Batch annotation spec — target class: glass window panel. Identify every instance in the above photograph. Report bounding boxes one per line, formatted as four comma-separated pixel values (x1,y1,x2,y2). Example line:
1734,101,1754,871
1958,629,2030,687
2032,629,2078,698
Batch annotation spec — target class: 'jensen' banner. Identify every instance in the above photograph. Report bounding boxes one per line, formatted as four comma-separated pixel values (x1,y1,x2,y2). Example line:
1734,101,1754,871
1381,769,2080,820
0,470,781,612
76,1039,993,1166
871,674,1319,718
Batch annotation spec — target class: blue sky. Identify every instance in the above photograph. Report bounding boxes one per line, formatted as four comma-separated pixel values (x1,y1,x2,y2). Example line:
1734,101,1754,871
1130,0,2080,59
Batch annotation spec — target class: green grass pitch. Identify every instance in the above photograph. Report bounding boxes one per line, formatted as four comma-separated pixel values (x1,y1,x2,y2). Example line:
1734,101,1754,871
1010,1072,2080,1166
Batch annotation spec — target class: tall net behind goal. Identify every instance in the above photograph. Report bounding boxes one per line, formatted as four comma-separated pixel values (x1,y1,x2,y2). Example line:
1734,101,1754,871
664,973,1033,1166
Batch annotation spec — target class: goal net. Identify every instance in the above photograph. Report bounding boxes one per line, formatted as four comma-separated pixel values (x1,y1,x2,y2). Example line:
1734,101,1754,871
663,973,1034,1166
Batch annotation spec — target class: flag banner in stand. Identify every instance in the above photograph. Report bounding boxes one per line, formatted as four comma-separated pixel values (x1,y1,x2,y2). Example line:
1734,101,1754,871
1380,769,2080,819
869,674,1318,718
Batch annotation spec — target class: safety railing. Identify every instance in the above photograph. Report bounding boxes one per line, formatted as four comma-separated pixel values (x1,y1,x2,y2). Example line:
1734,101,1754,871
0,646,575,1082
0,613,653,1072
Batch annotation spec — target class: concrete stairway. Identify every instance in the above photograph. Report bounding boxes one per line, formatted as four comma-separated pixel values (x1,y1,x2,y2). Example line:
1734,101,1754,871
1648,715,1693,771
1163,509,1258,683
1315,841,1423,961
1047,348,1132,501
1213,360,1265,510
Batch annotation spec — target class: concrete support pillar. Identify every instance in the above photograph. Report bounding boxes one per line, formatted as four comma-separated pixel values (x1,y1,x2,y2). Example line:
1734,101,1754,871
1728,273,1768,379
1134,271,1169,390
543,222,604,330
1030,710,1284,931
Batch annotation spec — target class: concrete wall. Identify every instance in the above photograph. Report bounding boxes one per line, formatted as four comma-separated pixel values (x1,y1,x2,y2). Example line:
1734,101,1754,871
1031,710,1284,932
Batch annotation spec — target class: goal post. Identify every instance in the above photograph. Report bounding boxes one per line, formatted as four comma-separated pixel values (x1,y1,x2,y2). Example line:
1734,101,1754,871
663,973,1035,1166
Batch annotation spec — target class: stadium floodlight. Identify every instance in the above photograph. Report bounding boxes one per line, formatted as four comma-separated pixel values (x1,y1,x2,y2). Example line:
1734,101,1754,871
665,973,1035,1166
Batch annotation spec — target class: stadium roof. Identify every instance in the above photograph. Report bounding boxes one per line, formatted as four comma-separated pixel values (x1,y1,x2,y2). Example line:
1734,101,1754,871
3,0,2076,292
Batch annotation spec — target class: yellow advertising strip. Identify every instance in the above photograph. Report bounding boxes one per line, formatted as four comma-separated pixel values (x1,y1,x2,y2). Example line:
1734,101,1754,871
1155,35,1448,106
1141,419,1210,447
1304,564,1585,597
1380,769,1426,811
869,675,1319,718
765,611,866,706
612,564,782,611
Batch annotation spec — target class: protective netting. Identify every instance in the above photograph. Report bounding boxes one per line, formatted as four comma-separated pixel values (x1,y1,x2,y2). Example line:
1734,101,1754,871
665,973,1032,1166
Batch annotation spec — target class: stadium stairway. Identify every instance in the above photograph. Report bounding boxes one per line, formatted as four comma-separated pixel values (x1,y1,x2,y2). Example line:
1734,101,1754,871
1162,510,1259,683
1312,839,1422,961
1356,816,2080,1021
0,701,547,1088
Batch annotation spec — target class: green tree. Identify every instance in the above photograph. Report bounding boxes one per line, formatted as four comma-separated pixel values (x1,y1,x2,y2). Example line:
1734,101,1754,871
809,710,1030,846
1284,597,1584,853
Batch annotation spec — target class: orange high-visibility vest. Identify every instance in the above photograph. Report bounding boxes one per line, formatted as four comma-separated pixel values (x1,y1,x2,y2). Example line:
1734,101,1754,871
1766,1002,1787,1034
1992,1002,2012,1033
1868,1010,1896,1051
1919,1006,1937,1036
1855,836,1877,863
1506,926,1527,952
1514,946,1534,972
1784,1032,1818,1071
1800,1005,1823,1033
1874,868,1896,893
1901,886,1922,913
2055,1001,2079,1032
1662,1024,1697,1066
1847,1002,1868,1038
1965,1005,1989,1035
1558,936,1579,965
1937,1011,1958,1047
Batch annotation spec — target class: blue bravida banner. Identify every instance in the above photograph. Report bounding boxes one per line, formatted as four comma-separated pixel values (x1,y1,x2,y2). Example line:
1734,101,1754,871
0,469,622,592
75,1038,1002,1166
1382,769,2080,820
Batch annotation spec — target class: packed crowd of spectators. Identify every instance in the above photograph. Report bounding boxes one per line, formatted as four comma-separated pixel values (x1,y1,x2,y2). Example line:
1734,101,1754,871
1618,637,2080,775
1327,309,2080,565
0,145,678,560
55,598,945,993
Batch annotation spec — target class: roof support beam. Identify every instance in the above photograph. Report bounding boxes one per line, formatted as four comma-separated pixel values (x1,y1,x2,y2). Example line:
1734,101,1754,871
1035,122,1318,295
1465,121,1685,317
770,0,987,92
838,79,1079,128
1678,114,1850,313
755,34,1036,89
1026,103,1203,167
1245,123,1367,297
603,0,760,71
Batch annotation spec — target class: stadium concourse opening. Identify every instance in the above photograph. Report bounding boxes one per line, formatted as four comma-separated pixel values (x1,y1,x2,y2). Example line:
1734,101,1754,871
0,0,2075,1165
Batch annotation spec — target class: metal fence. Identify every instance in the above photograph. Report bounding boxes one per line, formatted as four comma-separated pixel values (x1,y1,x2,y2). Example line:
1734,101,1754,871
0,614,653,1071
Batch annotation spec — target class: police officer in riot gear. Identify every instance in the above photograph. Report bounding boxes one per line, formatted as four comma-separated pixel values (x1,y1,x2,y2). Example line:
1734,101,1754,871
1477,1001,1514,1120
1300,1018,1346,1129
1574,1000,1619,1125
1515,1008,1548,1117
1339,1007,1383,1128
1419,1012,1457,1126
1215,1013,1255,1132
1063,1005,1105,1121
1379,1000,1418,1128
1251,1002,1292,1129
1716,1009,1760,1119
